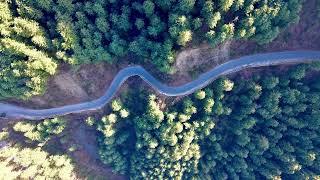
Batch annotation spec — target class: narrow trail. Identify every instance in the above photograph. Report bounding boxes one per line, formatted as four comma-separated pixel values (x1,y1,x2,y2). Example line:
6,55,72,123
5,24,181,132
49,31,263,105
1,51,320,120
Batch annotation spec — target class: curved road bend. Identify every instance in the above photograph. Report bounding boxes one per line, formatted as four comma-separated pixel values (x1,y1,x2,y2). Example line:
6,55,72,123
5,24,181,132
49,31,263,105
1,51,320,120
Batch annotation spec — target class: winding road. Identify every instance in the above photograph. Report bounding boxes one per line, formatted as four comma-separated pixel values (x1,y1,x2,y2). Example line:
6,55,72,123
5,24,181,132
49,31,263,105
1,51,320,120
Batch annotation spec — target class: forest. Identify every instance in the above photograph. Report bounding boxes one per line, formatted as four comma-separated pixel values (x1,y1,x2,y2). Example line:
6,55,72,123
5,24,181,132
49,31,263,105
91,63,320,179
1,0,320,179
0,0,302,100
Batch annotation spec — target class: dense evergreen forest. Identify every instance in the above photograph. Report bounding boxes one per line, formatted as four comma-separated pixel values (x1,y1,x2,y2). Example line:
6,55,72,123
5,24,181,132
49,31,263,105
90,63,320,179
1,0,320,179
0,0,302,99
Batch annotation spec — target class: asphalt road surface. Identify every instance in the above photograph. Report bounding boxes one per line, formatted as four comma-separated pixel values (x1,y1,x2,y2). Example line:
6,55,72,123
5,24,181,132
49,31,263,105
1,51,320,120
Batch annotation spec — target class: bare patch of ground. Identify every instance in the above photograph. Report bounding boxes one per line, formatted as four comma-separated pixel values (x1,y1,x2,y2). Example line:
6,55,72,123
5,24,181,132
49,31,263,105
71,63,119,99
53,73,89,100
62,119,127,180
169,42,231,86
27,72,90,108
174,42,231,73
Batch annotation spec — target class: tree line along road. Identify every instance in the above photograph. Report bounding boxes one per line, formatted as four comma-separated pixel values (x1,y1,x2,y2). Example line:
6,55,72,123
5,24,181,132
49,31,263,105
1,50,320,120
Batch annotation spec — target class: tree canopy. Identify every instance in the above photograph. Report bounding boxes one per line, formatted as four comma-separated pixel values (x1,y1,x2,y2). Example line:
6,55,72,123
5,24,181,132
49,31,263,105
13,117,66,143
0,145,75,179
